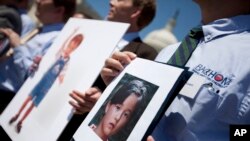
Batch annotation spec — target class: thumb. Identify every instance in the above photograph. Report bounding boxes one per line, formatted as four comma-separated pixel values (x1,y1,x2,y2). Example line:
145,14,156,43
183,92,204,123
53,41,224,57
147,136,155,141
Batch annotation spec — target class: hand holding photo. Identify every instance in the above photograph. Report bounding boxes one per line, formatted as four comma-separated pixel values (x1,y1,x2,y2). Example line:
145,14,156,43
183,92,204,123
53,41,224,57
0,18,129,141
8,31,84,134
73,58,186,141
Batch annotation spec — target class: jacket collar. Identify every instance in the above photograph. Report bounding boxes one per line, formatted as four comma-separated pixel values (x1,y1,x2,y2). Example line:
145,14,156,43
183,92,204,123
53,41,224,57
202,14,250,42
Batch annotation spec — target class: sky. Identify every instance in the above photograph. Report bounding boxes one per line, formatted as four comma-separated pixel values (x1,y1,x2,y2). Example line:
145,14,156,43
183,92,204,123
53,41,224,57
85,0,201,41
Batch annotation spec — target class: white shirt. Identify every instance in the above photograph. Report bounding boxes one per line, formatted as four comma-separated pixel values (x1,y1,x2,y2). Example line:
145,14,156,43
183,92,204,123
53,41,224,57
18,8,36,37
0,23,64,92
115,32,139,51
153,14,250,141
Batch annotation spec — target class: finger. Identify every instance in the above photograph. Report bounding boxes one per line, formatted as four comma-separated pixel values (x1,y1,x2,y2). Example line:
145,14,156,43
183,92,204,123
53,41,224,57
105,57,124,72
0,28,9,35
70,92,95,108
69,100,91,112
85,87,97,96
69,101,89,114
69,100,79,108
112,51,135,66
112,51,136,60
85,87,101,97
69,91,85,105
34,55,42,63
81,100,95,109
71,90,86,99
147,136,155,141
85,88,101,103
69,100,81,111
0,28,13,36
101,67,120,78
123,51,137,60
71,89,98,106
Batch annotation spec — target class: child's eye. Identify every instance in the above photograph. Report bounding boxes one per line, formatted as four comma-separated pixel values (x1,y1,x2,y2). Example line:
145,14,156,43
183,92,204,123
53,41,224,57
115,105,121,110
123,112,131,119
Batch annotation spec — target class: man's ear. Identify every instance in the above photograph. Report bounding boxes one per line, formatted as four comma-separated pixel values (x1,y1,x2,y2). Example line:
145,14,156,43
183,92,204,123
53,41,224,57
131,8,141,19
54,6,65,21
105,102,111,113
55,6,65,15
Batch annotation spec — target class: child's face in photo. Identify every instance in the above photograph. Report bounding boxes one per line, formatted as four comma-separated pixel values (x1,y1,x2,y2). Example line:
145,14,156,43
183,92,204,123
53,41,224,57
64,34,83,57
101,93,139,137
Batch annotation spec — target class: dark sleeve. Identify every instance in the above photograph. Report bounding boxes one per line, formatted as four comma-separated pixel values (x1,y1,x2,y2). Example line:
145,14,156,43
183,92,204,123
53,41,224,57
122,42,158,61
136,44,158,60
92,74,106,92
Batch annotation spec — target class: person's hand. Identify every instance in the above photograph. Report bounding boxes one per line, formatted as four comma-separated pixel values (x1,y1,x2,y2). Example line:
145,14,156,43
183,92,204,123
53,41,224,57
0,48,14,61
28,55,43,77
69,87,101,114
29,55,42,72
147,136,155,141
0,28,21,48
101,51,136,85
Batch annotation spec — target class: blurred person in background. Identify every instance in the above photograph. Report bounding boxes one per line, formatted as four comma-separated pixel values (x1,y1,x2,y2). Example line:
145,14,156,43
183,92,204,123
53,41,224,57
0,0,76,114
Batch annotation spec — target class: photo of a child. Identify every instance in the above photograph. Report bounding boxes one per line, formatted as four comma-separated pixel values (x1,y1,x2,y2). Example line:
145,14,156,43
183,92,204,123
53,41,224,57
88,73,158,141
8,31,84,133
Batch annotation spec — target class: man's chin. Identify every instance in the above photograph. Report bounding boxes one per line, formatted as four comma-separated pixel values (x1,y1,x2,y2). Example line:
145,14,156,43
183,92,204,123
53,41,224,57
106,15,115,21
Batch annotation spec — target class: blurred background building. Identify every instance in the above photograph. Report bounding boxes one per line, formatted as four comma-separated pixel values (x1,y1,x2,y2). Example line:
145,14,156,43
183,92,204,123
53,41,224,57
143,11,179,52
74,0,101,19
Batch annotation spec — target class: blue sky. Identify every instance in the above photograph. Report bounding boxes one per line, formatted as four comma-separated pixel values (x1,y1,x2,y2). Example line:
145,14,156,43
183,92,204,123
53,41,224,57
86,0,201,41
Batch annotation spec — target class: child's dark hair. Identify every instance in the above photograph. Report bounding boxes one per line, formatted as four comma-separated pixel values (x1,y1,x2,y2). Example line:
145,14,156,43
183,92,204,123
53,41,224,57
110,80,147,105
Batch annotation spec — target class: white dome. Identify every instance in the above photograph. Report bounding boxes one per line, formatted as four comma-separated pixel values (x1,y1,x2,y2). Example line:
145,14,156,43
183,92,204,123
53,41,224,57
144,11,179,52
144,27,177,52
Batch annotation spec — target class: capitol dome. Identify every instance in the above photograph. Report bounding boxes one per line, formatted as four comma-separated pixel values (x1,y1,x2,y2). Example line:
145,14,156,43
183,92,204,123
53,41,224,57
144,11,179,52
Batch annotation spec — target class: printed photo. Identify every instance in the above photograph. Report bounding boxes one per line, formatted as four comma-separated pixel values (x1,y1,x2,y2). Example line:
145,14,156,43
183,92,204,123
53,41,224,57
72,58,185,141
88,73,158,141
8,30,84,133
0,18,129,141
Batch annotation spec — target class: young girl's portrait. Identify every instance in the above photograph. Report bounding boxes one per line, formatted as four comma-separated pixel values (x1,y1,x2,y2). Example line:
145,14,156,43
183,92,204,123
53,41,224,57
9,30,84,133
88,73,159,141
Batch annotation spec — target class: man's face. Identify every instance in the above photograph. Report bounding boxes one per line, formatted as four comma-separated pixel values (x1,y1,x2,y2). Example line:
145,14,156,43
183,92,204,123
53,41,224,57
107,0,137,23
35,0,57,24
